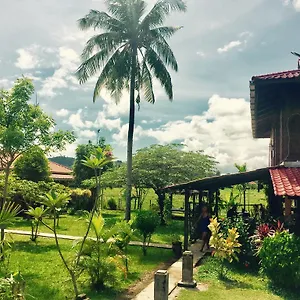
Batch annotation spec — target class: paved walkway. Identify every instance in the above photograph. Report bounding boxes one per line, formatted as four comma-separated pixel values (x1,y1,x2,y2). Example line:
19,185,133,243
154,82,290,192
133,241,205,300
4,229,172,249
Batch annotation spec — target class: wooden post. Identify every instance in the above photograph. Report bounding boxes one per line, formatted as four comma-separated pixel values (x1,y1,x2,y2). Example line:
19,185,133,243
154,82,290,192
243,189,246,211
169,193,173,209
184,189,190,251
285,196,292,217
216,190,220,218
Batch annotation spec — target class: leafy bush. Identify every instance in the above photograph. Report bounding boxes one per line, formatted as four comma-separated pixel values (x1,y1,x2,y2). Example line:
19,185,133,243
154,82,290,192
14,146,51,182
134,210,159,255
107,198,117,210
259,231,300,289
67,188,92,213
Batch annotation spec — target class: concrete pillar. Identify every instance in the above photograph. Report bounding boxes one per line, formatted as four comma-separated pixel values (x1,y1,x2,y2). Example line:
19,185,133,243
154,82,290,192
154,270,169,300
178,251,196,288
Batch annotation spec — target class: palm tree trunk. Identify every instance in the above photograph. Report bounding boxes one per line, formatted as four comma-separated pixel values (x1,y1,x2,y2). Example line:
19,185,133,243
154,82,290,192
125,45,137,221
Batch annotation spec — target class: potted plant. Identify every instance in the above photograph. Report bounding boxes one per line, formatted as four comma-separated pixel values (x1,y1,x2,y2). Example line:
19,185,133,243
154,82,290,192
171,234,182,258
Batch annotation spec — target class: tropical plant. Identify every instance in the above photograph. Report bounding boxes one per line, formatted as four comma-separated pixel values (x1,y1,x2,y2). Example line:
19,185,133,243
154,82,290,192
73,139,112,185
252,220,285,252
38,191,80,297
134,210,159,255
79,212,118,290
208,218,241,276
0,202,20,263
234,163,248,207
111,220,135,273
26,206,47,242
0,272,26,300
76,0,187,221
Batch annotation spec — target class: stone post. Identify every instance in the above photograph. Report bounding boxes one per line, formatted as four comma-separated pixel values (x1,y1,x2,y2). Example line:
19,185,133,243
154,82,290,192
178,251,197,288
154,270,169,300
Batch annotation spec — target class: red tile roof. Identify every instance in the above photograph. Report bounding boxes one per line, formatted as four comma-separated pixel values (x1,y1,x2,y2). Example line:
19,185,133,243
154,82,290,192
269,168,300,196
48,161,72,175
252,69,300,81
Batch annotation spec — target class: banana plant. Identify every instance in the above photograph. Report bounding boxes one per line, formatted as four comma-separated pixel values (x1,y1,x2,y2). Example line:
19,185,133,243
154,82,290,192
26,206,47,242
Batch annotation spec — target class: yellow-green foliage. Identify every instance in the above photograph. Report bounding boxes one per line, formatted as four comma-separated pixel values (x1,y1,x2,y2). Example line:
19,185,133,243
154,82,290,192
208,218,241,263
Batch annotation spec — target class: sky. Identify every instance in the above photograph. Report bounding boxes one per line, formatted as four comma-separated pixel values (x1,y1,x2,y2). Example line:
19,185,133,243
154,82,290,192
1,0,300,173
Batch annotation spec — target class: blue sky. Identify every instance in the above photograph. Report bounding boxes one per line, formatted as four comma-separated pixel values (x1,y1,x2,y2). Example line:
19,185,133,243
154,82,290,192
1,0,300,172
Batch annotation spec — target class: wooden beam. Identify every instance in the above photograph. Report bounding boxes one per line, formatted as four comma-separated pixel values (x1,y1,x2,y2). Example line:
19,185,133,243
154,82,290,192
184,189,190,251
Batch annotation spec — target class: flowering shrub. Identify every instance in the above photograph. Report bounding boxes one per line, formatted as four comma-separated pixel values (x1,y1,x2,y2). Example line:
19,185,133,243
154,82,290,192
208,218,241,275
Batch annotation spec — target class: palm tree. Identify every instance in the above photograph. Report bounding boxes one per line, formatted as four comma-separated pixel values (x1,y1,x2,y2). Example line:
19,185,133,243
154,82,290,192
76,0,186,221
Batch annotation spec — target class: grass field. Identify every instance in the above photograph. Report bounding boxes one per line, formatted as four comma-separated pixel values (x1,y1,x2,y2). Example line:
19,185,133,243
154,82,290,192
11,210,184,245
178,258,298,300
3,235,173,300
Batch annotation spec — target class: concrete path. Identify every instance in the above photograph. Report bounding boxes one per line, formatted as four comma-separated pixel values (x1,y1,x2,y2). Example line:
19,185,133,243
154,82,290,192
4,229,172,249
133,241,205,300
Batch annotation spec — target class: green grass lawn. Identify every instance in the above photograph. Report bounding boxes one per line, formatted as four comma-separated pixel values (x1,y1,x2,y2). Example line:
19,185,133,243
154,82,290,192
178,258,298,300
10,210,184,245
4,235,173,299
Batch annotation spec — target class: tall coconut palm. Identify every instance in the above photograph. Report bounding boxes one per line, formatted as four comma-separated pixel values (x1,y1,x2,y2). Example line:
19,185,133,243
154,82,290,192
76,0,186,221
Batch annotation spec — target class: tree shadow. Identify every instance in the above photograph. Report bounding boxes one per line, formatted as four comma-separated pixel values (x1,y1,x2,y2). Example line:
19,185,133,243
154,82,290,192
267,282,300,300
12,240,58,253
219,274,256,290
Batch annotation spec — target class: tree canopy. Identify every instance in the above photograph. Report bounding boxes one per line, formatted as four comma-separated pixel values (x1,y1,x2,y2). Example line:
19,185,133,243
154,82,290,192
14,146,51,182
102,144,217,192
73,139,112,185
0,77,75,199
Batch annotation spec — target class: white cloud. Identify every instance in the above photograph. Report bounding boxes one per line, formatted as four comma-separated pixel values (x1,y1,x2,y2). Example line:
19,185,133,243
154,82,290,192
217,40,242,53
196,51,205,57
283,0,300,10
78,130,96,139
112,124,144,146
67,109,93,129
15,44,56,69
217,32,253,54
136,95,269,173
0,79,11,88
56,109,70,117
39,47,80,97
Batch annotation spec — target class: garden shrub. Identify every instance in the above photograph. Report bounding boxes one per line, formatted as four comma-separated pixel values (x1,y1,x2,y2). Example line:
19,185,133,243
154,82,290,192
107,198,117,210
67,188,92,213
259,231,300,289
220,217,256,266
0,272,25,300
134,210,159,255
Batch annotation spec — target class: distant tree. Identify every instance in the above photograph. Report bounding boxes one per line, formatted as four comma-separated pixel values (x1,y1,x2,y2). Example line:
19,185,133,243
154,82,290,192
0,77,75,203
102,144,217,224
14,146,51,182
49,156,75,168
76,0,187,221
73,139,112,185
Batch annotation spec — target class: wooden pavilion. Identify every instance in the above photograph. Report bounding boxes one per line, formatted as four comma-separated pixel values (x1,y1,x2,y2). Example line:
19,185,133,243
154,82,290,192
163,68,300,250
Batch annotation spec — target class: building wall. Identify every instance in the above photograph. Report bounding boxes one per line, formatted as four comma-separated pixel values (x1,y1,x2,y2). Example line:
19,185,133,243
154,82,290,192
270,86,300,166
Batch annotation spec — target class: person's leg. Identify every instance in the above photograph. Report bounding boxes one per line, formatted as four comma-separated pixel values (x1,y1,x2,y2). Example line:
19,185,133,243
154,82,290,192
200,232,208,252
